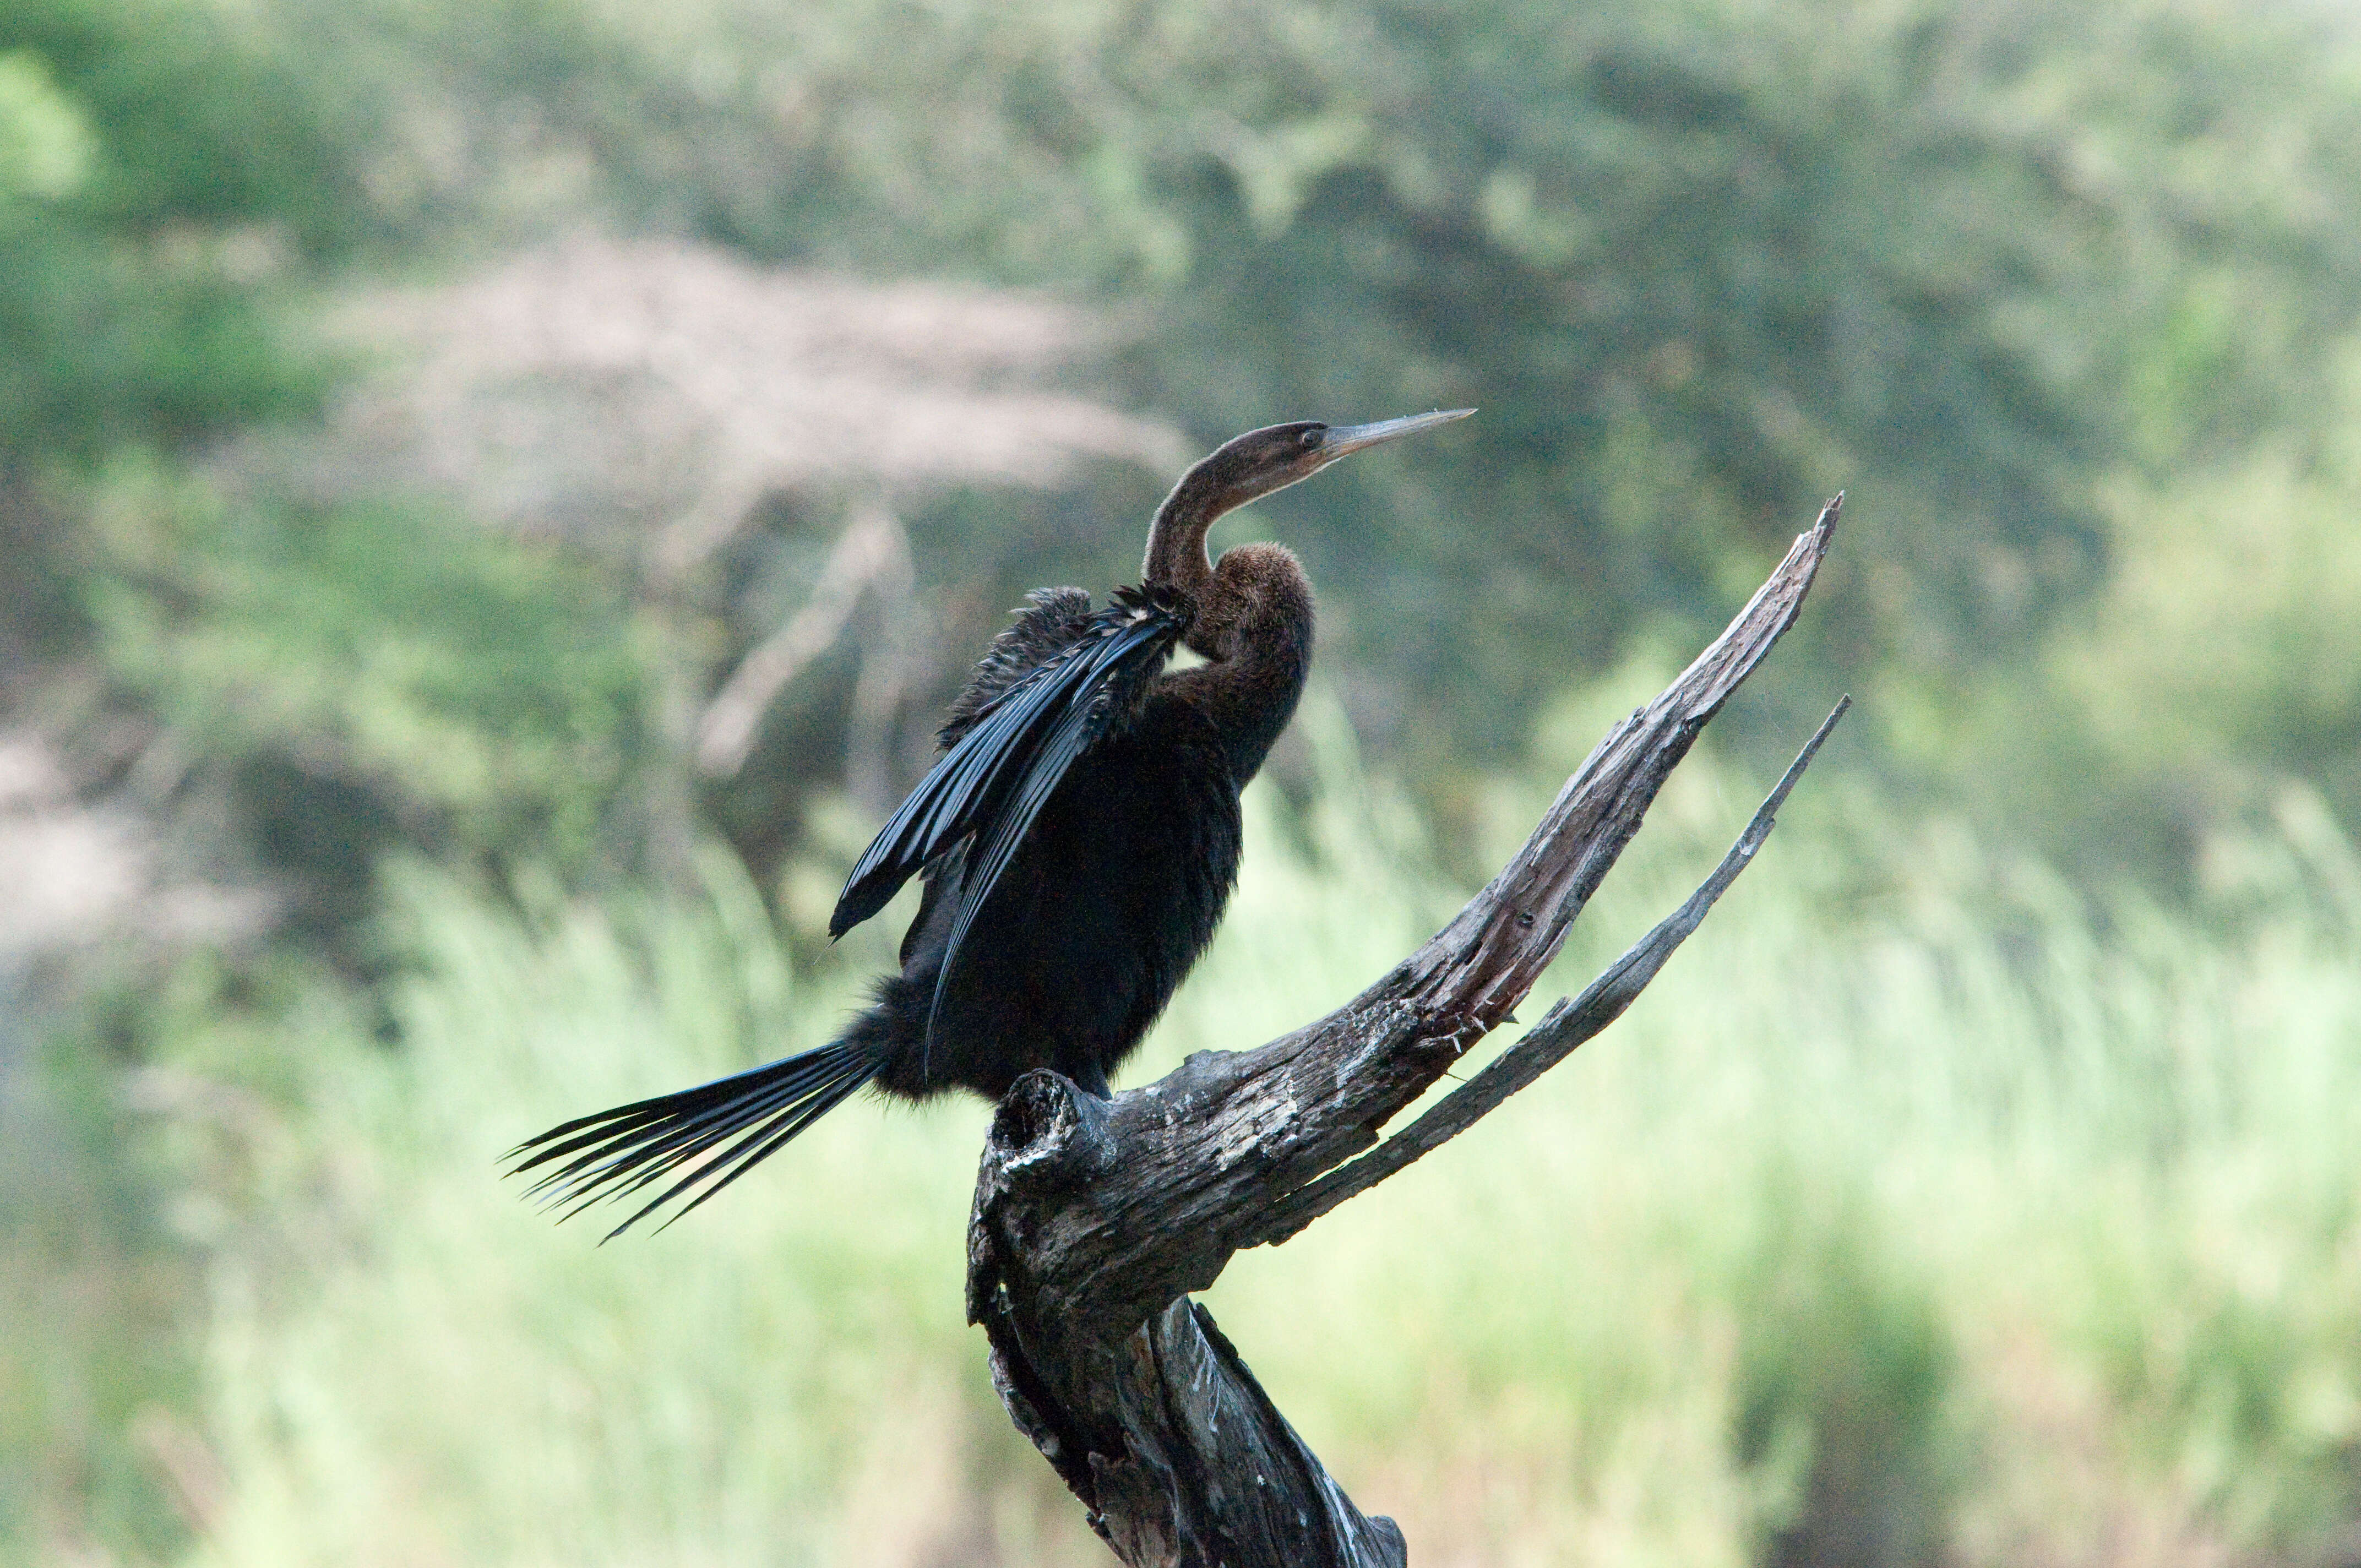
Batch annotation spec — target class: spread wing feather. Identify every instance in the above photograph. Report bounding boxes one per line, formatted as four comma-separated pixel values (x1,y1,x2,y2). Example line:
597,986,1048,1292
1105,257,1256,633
936,587,1096,750
830,585,1189,946
923,604,1180,1042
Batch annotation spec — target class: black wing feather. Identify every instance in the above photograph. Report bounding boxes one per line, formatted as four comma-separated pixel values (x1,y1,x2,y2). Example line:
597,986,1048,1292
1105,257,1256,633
830,585,1188,940
923,602,1182,1043
937,587,1095,750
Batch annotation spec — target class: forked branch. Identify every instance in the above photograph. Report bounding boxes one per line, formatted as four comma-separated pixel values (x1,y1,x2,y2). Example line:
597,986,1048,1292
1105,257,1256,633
969,498,1845,1566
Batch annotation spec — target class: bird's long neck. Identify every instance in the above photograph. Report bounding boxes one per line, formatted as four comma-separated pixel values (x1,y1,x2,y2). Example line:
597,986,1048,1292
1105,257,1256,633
1142,462,1312,781
1141,470,1222,607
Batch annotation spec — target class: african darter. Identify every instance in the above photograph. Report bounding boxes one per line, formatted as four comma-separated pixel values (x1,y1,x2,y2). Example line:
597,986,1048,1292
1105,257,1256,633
511,410,1473,1235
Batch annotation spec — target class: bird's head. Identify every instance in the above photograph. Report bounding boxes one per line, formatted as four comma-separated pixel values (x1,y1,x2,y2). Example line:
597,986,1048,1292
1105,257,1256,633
1185,409,1477,518
1144,408,1475,596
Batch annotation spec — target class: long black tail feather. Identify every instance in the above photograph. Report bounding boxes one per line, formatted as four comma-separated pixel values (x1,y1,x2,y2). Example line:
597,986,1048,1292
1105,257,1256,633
507,1041,876,1240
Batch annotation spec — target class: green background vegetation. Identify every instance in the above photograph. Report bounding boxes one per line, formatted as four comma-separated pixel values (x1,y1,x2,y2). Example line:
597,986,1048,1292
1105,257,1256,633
6,0,2361,1561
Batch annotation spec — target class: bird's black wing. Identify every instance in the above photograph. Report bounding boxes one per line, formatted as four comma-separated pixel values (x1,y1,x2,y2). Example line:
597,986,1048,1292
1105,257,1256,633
922,591,1188,1046
936,587,1097,750
830,584,1190,943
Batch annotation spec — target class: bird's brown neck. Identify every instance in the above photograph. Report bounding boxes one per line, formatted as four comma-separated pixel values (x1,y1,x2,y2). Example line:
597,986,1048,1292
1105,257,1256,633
1142,460,1314,781
1141,470,1223,608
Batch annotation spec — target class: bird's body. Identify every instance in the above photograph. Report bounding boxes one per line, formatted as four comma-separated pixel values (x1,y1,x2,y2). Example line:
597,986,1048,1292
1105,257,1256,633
857,570,1305,1101
512,410,1467,1235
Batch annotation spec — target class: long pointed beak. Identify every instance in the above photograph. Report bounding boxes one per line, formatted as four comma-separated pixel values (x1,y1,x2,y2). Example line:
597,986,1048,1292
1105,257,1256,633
1318,407,1476,462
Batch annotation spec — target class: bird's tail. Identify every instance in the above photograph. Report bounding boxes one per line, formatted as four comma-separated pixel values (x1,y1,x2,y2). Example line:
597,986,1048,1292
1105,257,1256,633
507,1039,877,1240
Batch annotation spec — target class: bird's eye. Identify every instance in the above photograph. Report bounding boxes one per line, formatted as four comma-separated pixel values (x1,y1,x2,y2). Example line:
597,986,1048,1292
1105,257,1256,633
1298,429,1320,449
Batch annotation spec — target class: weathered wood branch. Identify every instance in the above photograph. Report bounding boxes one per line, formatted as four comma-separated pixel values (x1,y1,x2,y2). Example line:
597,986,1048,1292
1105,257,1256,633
1247,690,1848,1249
968,498,1844,1565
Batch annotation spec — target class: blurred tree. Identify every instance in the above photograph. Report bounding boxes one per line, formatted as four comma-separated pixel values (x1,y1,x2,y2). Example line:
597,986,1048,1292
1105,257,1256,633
0,0,367,466
83,464,650,927
0,0,661,933
2,0,366,762
2056,449,2361,851
10,0,2361,903
292,0,2361,861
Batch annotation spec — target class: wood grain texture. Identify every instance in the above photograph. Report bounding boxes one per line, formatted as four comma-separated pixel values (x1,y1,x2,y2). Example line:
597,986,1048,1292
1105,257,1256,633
968,498,1845,1566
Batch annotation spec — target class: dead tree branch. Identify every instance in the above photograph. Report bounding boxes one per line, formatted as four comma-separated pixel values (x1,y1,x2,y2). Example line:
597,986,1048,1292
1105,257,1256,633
968,498,1843,1566
1247,690,1847,1249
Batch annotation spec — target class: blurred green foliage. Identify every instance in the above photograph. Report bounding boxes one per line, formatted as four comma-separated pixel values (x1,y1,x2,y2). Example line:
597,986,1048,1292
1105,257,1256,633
1,0,659,916
11,0,2361,889
8,0,2361,1562
31,742,2361,1566
82,463,649,914
0,0,361,462
0,983,199,1563
346,0,2361,787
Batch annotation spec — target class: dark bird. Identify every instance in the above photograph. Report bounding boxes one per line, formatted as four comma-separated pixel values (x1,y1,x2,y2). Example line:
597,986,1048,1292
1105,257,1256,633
509,409,1473,1235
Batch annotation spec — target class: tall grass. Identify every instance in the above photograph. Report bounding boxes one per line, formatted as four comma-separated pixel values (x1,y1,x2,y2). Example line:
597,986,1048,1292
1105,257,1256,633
63,694,2361,1566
